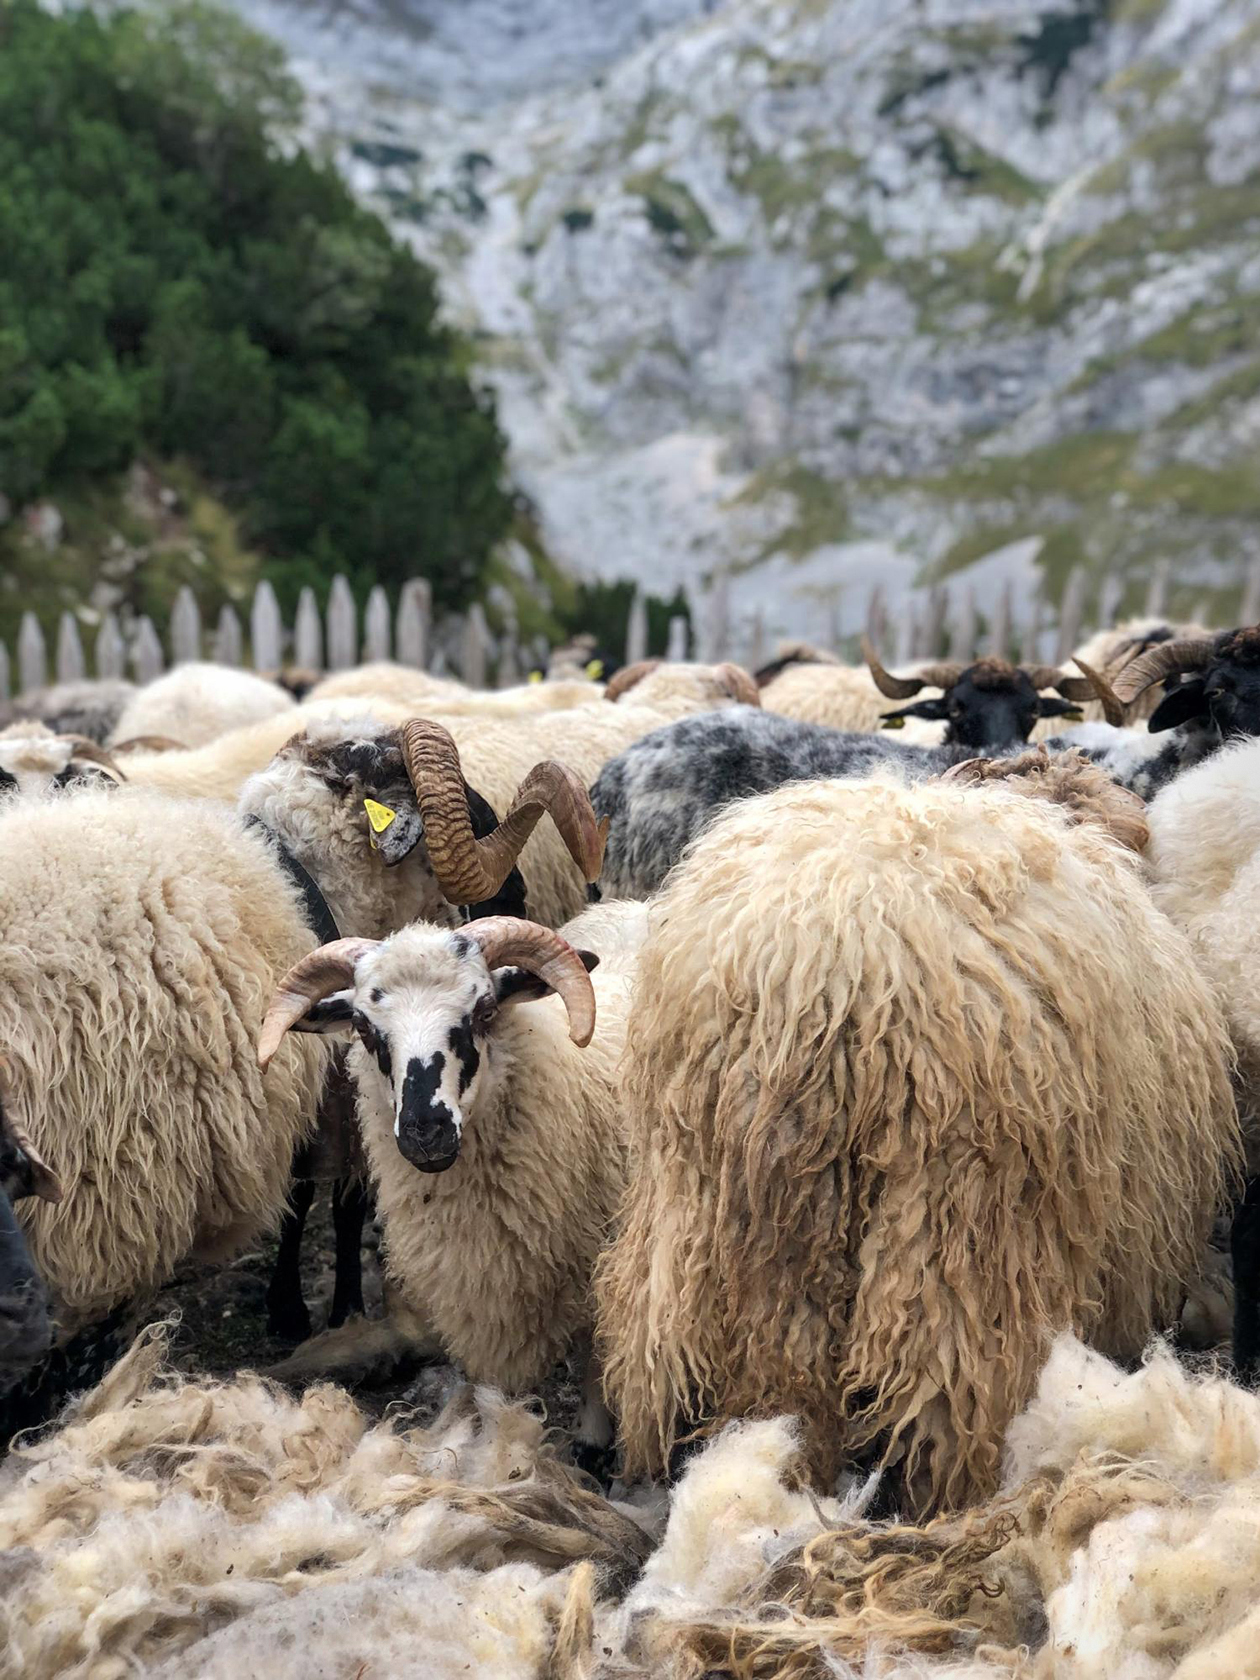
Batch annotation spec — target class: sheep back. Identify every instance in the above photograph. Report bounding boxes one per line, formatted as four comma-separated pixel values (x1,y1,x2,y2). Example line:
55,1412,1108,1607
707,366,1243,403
596,774,1238,1512
0,789,328,1325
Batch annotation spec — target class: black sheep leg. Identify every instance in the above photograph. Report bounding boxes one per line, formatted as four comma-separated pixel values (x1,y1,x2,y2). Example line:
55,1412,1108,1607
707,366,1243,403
1232,1174,1260,1382
265,1168,317,1342
327,1178,370,1330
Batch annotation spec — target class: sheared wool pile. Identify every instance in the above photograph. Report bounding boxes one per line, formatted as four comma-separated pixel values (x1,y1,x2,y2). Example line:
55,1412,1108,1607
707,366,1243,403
0,1324,649,1679
7,1330,1260,1679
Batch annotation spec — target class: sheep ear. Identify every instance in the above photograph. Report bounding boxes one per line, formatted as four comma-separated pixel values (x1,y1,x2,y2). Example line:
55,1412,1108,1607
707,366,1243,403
364,796,425,865
286,992,356,1036
493,951,599,1009
1036,695,1083,720
881,698,947,726
1148,679,1207,734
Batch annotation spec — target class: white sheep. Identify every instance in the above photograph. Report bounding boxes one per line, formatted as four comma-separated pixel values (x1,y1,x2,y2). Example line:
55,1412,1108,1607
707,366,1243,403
0,722,125,799
109,662,296,748
257,902,647,1448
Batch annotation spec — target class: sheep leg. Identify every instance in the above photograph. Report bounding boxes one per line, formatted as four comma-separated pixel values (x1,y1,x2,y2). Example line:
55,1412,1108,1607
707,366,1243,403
265,1173,316,1342
327,1176,370,1329
1232,1174,1260,1382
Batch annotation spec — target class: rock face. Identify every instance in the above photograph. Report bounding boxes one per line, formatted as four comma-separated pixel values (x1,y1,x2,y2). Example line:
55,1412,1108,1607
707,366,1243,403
230,0,1260,642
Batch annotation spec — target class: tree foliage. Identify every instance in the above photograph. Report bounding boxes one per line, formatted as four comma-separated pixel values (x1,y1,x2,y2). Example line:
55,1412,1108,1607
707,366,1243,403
0,0,513,612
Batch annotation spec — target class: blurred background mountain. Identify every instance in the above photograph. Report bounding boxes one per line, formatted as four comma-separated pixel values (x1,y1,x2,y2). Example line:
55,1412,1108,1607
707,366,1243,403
3,0,1259,650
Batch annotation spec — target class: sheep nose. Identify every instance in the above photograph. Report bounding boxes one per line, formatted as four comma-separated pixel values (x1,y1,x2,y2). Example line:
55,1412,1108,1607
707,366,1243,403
395,1057,461,1173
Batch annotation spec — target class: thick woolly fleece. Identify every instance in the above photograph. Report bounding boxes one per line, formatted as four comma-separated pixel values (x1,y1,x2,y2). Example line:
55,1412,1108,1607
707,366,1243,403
596,773,1240,1512
1146,733,1260,1155
0,788,330,1326
110,664,295,749
0,1326,647,1680
356,902,644,1392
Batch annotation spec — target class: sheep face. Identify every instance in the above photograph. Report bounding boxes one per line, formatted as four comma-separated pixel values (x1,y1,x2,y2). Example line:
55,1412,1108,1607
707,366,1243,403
1171,631,1260,739
0,727,124,800
267,922,597,1175
883,662,1082,749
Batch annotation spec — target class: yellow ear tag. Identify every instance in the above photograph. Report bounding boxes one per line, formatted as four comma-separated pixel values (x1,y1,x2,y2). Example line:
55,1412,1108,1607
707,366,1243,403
881,715,906,730
364,798,398,837
528,669,543,683
585,658,604,679
1064,707,1084,721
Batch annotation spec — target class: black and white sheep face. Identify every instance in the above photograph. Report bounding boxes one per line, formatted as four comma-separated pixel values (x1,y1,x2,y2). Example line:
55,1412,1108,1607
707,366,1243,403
0,732,123,800
247,728,427,868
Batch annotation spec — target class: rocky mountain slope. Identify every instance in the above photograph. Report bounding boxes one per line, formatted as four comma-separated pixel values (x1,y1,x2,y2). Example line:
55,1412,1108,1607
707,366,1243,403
228,0,1260,644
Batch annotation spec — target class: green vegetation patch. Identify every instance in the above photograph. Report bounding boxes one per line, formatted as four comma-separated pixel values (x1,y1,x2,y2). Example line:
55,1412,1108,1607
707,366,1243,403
732,462,850,560
0,0,514,629
626,169,715,255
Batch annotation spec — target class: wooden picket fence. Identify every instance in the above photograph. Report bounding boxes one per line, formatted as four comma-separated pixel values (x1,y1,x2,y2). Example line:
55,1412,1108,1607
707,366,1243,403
3,559,1260,701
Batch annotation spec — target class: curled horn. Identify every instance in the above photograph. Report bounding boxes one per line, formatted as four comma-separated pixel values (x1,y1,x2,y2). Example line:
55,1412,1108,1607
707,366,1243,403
604,660,661,701
1110,637,1216,705
258,939,379,1071
109,735,187,755
466,917,597,1047
0,1057,62,1203
715,663,761,706
1071,659,1126,727
400,720,607,906
64,737,125,777
1019,665,1099,703
862,637,967,698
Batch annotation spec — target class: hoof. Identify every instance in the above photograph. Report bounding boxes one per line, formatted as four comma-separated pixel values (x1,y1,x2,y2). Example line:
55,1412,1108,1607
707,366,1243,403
266,1300,312,1344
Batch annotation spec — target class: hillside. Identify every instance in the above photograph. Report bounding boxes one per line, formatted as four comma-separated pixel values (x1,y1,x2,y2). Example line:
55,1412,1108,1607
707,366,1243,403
225,0,1260,643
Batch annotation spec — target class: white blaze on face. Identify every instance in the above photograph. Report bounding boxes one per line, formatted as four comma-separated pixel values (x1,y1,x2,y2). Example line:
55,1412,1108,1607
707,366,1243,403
350,930,492,1144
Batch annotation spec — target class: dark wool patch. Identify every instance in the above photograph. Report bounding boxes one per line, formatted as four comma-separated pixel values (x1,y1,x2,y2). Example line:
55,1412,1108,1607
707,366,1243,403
447,1019,480,1095
401,1053,452,1126
1221,626,1260,666
967,658,1023,692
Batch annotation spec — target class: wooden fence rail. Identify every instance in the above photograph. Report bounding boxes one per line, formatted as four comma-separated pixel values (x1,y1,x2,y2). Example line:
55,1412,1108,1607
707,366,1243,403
3,558,1260,705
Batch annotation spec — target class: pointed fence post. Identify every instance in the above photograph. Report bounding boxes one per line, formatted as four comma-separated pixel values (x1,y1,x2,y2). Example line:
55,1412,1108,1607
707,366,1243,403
745,607,767,673
1144,559,1171,620
18,613,46,694
396,579,431,669
498,638,522,687
326,576,357,671
96,613,125,679
1024,586,1047,664
131,617,165,683
56,612,86,682
894,602,917,666
460,604,490,688
1055,567,1087,664
363,586,392,663
948,589,976,662
865,585,888,657
987,583,1012,659
294,587,323,672
918,586,949,659
1097,571,1123,632
707,570,731,662
666,616,689,662
170,587,202,664
0,641,9,705
251,580,283,673
214,604,243,666
1241,558,1260,626
625,589,649,667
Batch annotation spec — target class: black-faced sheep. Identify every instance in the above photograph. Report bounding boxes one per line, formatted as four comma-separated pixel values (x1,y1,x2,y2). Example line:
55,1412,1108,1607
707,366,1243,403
257,904,646,1448
0,718,603,1414
595,768,1239,1514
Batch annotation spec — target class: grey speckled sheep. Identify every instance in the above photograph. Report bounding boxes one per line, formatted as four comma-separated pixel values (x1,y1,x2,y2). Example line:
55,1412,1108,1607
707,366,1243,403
591,706,982,898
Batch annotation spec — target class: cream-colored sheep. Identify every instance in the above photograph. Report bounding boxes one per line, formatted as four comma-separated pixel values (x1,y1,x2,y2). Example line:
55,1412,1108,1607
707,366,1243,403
110,662,295,748
310,660,604,715
597,771,1239,1513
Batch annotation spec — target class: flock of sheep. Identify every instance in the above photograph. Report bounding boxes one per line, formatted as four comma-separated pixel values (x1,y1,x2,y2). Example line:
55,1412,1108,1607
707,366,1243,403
3,616,1260,1677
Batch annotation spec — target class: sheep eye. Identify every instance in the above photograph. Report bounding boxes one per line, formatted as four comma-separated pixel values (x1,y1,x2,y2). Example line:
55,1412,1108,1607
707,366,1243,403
370,988,384,1004
472,996,497,1033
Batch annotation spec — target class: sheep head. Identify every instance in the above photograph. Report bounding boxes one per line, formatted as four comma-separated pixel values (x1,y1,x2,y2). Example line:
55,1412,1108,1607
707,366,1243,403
862,638,1094,748
0,723,125,801
1080,625,1260,738
258,920,598,1173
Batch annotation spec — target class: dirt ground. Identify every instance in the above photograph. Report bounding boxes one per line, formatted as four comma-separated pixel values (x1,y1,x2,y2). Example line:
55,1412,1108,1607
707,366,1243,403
147,1191,586,1433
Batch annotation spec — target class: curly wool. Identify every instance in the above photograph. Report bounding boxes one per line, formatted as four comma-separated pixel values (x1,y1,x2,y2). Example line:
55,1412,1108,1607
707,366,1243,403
110,664,295,749
941,748,1150,854
0,1327,645,1680
0,789,329,1327
596,774,1239,1513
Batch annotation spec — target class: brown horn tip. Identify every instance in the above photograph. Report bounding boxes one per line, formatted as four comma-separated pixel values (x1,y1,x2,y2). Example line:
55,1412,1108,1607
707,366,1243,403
465,918,597,1047
861,636,927,700
502,760,608,884
604,660,661,702
259,939,378,1070
1072,658,1127,727
1110,637,1216,704
715,663,761,706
